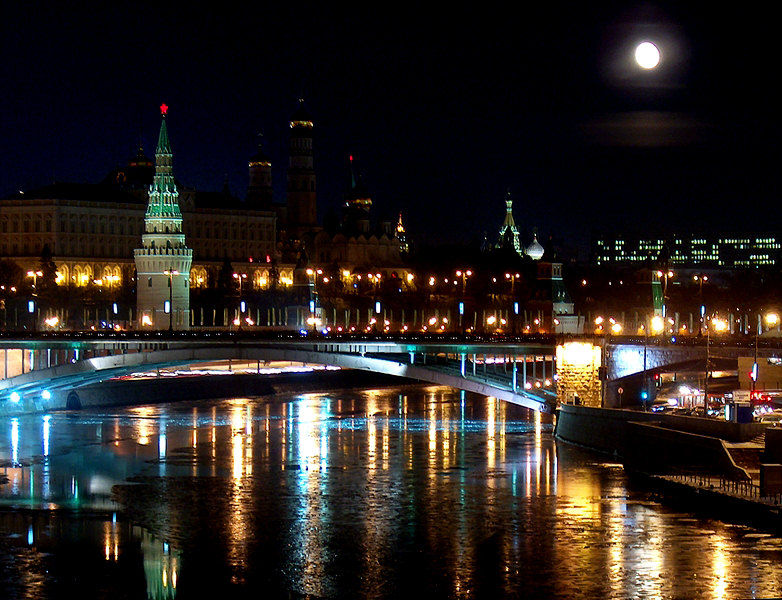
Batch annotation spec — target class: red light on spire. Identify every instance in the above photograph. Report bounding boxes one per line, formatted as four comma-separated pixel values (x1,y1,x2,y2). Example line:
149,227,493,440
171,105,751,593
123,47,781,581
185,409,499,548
349,155,353,162
160,103,169,116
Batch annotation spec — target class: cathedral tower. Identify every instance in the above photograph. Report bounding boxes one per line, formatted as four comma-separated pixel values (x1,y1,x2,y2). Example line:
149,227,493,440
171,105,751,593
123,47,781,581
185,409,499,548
286,99,318,237
497,189,522,255
134,104,193,330
342,155,372,235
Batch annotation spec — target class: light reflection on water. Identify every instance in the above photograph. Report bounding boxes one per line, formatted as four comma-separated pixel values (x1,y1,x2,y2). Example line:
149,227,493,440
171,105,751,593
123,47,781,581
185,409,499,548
1,384,782,598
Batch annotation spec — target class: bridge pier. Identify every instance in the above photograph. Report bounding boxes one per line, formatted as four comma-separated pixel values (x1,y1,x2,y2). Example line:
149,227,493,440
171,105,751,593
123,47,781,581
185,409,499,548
556,341,603,407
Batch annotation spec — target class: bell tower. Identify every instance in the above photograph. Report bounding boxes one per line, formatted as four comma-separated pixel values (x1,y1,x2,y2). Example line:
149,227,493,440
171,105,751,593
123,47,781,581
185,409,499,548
247,134,273,208
133,104,193,330
286,99,318,237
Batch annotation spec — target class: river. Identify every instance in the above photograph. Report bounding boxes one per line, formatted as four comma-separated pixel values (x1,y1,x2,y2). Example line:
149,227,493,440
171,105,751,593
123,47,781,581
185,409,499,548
2,383,782,598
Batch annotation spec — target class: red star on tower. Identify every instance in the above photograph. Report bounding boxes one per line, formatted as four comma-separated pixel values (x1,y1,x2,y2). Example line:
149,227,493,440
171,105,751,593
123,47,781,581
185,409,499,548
160,103,169,116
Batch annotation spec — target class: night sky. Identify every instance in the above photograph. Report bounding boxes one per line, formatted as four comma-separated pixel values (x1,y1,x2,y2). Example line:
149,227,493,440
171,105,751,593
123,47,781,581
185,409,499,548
2,3,780,258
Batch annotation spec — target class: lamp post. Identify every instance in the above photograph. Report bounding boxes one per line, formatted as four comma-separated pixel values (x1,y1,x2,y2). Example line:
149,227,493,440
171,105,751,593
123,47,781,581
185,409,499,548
306,268,324,331
642,315,664,408
656,270,674,319
233,272,247,329
704,316,727,414
693,274,708,335
26,270,43,295
366,271,380,331
456,269,472,333
504,272,519,333
26,270,43,331
164,269,178,332
753,312,779,393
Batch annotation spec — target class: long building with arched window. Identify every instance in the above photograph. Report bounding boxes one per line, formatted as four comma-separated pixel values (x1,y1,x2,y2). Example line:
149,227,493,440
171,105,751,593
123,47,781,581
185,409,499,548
0,103,406,328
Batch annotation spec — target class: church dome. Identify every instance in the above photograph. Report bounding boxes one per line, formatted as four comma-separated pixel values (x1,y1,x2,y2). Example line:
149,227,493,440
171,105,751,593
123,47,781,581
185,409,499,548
526,233,545,260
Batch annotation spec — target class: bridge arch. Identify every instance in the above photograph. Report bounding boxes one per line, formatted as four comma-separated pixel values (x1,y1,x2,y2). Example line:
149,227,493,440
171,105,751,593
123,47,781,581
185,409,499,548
1,342,555,413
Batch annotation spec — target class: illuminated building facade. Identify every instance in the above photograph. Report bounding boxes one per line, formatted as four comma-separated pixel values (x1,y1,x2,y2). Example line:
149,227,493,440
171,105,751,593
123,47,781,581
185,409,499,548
593,233,782,268
0,107,294,302
0,101,405,327
134,106,193,329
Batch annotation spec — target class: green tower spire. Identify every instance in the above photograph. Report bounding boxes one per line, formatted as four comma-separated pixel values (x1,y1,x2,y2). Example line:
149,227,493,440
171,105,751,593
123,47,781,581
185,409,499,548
145,103,181,220
134,103,193,330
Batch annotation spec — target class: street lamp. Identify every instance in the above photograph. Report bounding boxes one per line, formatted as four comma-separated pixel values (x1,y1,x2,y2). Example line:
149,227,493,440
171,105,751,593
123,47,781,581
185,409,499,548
704,316,727,414
306,268,324,331
233,272,247,328
25,270,43,331
504,272,520,296
26,270,43,295
594,315,604,334
753,312,779,393
656,270,674,318
693,274,708,335
164,269,178,332
456,269,472,333
640,315,666,408
366,272,381,330
455,269,472,293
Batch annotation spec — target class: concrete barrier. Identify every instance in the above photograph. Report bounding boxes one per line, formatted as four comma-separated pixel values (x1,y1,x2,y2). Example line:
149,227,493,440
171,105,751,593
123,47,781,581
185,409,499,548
556,403,757,480
625,421,751,480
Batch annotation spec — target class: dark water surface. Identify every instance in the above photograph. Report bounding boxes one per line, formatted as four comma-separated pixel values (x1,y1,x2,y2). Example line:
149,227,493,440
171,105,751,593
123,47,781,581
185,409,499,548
2,384,782,599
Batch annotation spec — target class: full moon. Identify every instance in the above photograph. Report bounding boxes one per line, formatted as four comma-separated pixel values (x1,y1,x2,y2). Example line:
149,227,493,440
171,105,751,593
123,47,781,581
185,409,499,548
635,41,660,69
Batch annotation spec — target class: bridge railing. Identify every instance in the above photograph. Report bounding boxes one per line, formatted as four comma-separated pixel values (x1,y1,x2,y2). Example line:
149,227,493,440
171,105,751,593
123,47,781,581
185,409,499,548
401,354,556,399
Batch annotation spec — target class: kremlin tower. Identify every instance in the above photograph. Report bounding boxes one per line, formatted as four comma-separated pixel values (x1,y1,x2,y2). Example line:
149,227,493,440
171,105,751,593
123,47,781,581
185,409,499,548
342,155,372,235
247,135,273,208
285,99,318,238
134,104,193,330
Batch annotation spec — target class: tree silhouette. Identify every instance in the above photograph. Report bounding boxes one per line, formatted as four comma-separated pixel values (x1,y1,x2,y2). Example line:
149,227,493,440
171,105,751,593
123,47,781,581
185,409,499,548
38,244,58,297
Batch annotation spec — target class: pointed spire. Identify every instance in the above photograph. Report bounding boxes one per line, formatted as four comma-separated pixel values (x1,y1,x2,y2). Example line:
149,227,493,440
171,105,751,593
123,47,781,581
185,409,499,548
396,212,409,253
249,133,271,167
290,98,313,129
156,103,171,154
146,103,180,219
343,154,371,208
498,189,521,255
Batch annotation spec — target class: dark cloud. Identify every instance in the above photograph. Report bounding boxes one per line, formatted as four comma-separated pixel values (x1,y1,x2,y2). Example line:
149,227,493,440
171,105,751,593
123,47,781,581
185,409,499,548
581,111,716,147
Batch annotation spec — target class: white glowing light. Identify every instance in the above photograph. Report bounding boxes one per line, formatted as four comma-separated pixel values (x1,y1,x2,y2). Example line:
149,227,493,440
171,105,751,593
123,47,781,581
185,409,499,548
557,342,599,367
635,42,660,69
